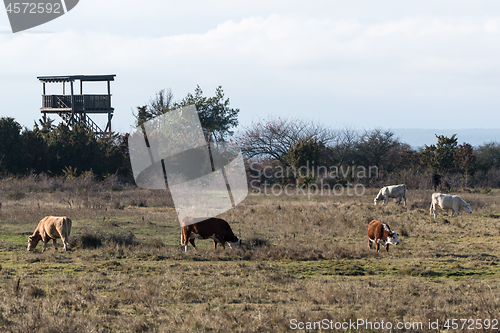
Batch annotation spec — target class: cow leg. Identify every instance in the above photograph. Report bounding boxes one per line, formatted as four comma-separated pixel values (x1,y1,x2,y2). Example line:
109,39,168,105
386,244,390,253
376,241,380,253
368,239,372,250
430,203,437,218
216,236,225,249
52,238,58,250
41,235,49,253
188,238,197,251
213,240,217,250
181,233,188,252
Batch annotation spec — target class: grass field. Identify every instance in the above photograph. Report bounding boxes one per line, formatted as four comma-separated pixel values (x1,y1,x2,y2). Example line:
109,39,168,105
1,178,500,332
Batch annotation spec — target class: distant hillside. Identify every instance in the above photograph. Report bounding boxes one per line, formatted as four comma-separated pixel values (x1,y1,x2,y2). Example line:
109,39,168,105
391,128,500,148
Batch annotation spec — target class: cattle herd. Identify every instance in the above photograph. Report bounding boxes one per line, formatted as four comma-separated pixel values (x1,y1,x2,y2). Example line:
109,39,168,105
25,184,472,254
368,184,473,252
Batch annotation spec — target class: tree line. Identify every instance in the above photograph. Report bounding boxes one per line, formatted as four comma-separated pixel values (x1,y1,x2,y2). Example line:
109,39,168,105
1,88,500,191
0,116,129,178
0,85,239,180
236,118,500,190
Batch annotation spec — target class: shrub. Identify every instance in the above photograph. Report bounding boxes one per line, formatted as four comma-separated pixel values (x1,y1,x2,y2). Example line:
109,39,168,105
244,236,270,250
69,231,104,249
7,190,25,200
108,231,138,246
26,285,46,298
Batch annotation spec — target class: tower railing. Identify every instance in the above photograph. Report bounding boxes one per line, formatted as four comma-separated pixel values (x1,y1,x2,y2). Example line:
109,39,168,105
41,94,111,111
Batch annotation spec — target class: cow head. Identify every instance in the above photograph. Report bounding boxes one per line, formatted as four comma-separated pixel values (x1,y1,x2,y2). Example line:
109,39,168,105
386,232,399,245
463,202,472,214
27,235,40,251
374,191,385,205
228,238,241,249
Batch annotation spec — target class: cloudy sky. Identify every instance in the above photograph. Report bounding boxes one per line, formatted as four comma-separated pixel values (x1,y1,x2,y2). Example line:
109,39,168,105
1,0,500,142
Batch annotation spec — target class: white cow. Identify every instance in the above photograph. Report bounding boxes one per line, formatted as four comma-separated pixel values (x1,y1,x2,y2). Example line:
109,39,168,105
430,193,472,218
374,184,407,206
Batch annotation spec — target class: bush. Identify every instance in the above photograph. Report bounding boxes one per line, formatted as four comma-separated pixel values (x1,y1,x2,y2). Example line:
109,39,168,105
6,190,25,200
243,236,270,250
69,231,104,249
108,231,138,246
26,285,46,298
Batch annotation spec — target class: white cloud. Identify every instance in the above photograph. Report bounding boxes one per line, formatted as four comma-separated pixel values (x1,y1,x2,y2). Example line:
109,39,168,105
1,12,500,130
2,14,500,73
483,18,500,33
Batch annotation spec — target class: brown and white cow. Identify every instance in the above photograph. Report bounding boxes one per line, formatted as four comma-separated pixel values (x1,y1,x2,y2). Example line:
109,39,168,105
367,220,399,253
27,216,72,252
181,217,241,252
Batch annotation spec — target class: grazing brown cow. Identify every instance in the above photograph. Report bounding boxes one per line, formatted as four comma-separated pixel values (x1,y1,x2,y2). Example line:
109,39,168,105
27,216,72,252
367,220,399,253
181,217,241,252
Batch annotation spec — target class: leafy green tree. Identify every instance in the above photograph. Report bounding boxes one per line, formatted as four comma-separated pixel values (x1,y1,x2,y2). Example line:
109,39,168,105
38,117,55,138
454,143,476,176
421,134,458,173
96,133,128,177
44,124,97,175
0,117,23,174
134,86,239,142
454,142,476,187
175,85,239,142
285,138,326,185
474,142,500,172
22,125,47,174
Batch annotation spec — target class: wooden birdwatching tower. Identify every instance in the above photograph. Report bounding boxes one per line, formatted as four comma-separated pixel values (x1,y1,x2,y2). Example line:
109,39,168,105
37,74,116,135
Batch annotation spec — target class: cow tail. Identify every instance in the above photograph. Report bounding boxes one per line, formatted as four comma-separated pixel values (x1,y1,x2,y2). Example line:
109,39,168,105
404,185,407,205
65,218,69,240
65,218,70,243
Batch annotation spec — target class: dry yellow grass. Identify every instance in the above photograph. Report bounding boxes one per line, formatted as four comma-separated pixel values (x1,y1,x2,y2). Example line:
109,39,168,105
0,179,500,332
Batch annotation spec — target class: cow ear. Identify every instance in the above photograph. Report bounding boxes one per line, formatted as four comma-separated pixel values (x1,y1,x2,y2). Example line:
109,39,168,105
28,236,32,241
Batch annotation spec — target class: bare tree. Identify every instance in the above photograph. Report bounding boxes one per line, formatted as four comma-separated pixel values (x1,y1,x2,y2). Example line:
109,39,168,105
236,117,337,162
354,128,403,172
326,127,358,166
134,88,175,128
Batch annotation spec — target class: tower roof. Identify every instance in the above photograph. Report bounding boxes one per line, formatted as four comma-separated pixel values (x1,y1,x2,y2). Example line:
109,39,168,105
37,74,116,83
